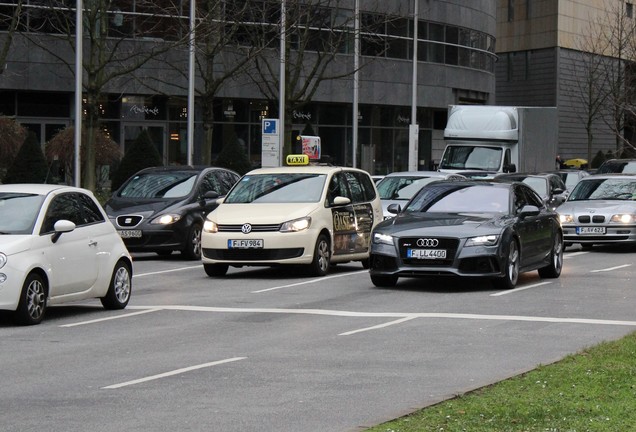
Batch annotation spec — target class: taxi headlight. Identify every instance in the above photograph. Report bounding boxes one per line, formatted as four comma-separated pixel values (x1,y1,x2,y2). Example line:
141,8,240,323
203,220,219,233
0,253,6,270
610,214,635,223
466,234,499,247
280,217,311,232
151,214,182,225
559,214,573,224
373,232,394,245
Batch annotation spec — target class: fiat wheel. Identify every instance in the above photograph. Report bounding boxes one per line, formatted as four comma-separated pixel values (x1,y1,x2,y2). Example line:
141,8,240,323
14,273,47,326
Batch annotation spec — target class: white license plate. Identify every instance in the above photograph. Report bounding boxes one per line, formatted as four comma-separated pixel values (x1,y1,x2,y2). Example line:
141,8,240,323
576,226,606,234
407,249,447,259
118,229,142,238
228,239,264,249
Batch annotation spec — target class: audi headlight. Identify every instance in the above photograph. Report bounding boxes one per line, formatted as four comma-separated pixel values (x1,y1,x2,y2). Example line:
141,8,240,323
610,214,635,223
373,232,394,245
280,217,311,233
0,253,6,270
465,234,499,247
151,214,182,225
203,220,219,233
559,214,573,224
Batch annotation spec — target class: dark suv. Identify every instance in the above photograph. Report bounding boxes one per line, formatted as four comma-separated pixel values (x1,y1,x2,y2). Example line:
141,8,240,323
104,166,240,259
596,159,636,174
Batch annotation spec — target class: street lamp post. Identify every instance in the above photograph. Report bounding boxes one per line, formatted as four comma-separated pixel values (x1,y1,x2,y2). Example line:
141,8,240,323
74,0,83,187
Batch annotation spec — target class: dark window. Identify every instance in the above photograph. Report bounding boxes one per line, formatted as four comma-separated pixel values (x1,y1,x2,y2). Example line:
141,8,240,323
627,2,634,18
42,193,83,233
344,171,365,203
327,173,349,206
78,193,105,224
17,92,71,117
199,172,222,196
217,170,240,194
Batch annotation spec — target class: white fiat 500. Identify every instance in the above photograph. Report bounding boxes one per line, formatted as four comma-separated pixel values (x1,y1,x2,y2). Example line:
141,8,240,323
0,184,132,325
201,164,383,277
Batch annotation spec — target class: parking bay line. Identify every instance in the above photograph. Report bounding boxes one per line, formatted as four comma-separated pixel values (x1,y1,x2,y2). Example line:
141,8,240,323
102,357,247,389
251,270,368,293
590,264,632,273
60,308,163,328
134,265,202,278
490,281,553,297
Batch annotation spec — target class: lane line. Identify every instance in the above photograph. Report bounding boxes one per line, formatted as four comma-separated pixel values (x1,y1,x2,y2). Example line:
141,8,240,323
490,281,553,297
59,308,162,328
564,251,589,258
134,265,202,278
102,357,247,389
590,264,632,273
339,316,418,336
251,270,367,293
126,305,636,327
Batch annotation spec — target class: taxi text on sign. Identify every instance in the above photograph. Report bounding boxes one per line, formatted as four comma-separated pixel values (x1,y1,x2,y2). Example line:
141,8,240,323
286,154,309,165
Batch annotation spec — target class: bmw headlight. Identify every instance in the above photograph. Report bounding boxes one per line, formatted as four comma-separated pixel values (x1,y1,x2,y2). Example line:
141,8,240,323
151,214,182,225
203,220,219,233
610,214,635,223
373,232,394,245
465,234,499,247
559,214,573,224
0,253,6,270
280,217,311,233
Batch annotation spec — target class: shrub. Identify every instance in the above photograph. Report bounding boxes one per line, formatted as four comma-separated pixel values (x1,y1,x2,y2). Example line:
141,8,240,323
110,129,163,191
215,135,252,175
590,150,606,168
3,131,48,184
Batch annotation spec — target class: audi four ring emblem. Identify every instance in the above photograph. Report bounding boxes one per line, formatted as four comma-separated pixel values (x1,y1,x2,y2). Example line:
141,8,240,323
416,238,439,247
241,224,252,234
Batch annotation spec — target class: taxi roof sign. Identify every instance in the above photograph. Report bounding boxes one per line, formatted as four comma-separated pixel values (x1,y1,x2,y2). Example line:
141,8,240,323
286,154,310,165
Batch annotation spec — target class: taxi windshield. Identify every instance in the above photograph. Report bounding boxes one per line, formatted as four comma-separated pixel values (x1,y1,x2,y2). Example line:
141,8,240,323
225,173,326,203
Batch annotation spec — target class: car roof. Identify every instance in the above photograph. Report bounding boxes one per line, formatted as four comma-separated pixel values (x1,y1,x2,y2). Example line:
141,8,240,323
583,173,636,180
0,183,87,195
136,165,229,174
244,165,369,176
383,170,460,178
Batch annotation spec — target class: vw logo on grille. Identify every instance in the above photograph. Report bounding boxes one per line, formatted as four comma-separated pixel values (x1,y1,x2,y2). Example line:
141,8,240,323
241,223,252,234
416,238,439,247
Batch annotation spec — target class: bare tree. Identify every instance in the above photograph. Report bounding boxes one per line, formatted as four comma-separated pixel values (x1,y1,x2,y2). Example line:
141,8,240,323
0,0,22,75
247,0,391,157
139,0,265,165
20,1,190,191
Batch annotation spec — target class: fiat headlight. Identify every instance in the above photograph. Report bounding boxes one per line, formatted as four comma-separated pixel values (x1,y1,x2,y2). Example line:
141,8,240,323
280,217,311,232
465,234,499,247
373,232,394,245
151,214,182,225
559,214,573,224
203,220,219,233
0,253,6,270
610,214,635,223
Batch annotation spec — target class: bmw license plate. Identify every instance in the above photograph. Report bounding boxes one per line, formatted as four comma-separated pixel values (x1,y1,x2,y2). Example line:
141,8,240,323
576,226,606,234
407,249,446,259
228,239,263,249
118,229,142,238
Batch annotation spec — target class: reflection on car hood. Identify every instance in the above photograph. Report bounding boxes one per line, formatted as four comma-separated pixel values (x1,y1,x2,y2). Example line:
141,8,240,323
104,197,185,217
376,212,505,236
0,235,33,256
558,200,636,214
210,203,321,224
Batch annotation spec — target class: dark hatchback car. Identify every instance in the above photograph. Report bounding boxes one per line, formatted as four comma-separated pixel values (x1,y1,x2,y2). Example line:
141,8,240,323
495,172,568,210
369,180,563,289
104,166,240,260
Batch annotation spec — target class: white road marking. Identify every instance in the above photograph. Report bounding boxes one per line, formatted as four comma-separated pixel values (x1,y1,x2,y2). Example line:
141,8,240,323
339,316,419,336
102,357,247,389
126,305,636,327
490,281,553,297
251,270,367,293
564,251,589,258
134,265,202,278
59,308,162,327
590,264,632,273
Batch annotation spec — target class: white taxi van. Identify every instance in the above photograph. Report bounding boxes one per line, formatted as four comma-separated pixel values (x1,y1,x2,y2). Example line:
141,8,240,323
201,162,383,277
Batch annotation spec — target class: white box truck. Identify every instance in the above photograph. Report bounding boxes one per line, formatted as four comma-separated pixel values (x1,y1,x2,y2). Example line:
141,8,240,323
438,105,558,175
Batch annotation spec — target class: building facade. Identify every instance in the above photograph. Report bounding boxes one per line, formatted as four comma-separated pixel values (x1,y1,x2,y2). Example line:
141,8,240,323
496,0,635,164
0,0,497,181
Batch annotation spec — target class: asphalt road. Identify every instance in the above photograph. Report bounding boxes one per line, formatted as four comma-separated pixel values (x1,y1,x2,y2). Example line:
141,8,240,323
1,243,635,432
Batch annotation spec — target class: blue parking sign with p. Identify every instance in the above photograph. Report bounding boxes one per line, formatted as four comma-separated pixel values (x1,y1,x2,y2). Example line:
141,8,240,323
263,119,277,134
